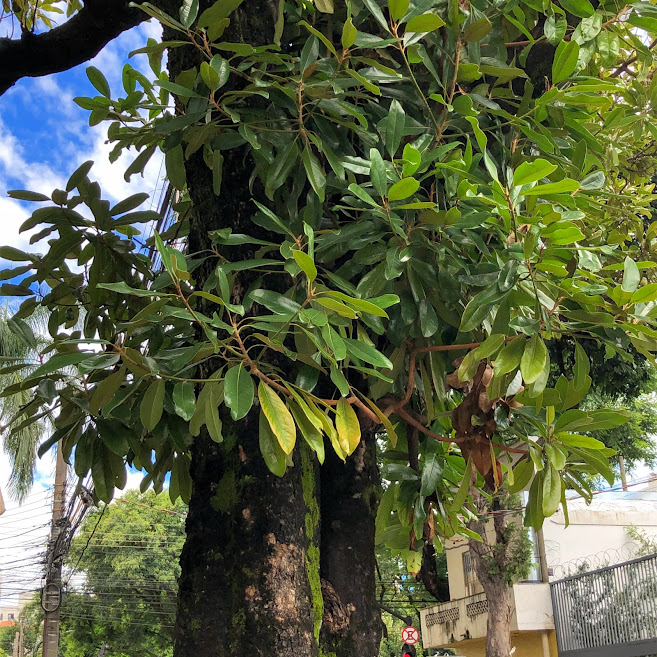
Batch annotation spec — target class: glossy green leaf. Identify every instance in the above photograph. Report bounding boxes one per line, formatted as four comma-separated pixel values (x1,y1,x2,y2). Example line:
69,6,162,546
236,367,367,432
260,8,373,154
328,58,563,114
520,334,547,384
224,363,254,421
173,382,196,421
553,41,580,85
388,177,419,201
513,158,557,186
140,379,165,431
406,13,445,33
293,250,317,282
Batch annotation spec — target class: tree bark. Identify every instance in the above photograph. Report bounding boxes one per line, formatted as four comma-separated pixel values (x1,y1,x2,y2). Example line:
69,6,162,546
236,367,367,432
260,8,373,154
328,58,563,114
174,425,321,657
320,425,381,656
468,490,514,657
0,0,147,95
168,4,381,655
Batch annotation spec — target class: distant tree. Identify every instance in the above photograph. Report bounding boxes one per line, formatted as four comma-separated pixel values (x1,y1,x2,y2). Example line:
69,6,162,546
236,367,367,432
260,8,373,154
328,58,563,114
0,308,51,501
59,490,186,657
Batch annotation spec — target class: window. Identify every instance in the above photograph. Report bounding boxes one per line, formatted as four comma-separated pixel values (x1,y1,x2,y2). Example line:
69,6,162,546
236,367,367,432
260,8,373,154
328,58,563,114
7,614,14,621
462,552,483,595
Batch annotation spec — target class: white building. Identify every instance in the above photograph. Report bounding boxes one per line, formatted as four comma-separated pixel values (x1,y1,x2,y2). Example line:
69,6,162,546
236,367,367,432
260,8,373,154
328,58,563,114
420,480,657,657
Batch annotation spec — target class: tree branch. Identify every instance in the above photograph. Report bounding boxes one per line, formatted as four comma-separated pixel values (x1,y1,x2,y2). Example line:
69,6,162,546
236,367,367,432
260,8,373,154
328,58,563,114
0,0,151,95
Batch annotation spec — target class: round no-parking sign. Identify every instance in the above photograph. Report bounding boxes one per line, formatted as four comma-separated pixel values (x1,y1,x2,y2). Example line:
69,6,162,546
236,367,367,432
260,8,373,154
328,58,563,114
401,626,419,645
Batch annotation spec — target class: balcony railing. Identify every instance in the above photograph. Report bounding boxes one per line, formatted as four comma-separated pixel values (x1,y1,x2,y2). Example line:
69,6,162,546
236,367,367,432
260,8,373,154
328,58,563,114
550,552,657,657
420,583,553,649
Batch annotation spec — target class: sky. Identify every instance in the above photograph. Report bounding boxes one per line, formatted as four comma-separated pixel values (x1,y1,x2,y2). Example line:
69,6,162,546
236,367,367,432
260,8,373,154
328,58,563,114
0,17,164,605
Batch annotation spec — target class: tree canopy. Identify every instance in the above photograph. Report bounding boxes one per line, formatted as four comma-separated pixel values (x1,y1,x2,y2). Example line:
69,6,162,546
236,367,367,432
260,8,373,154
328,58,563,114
3,0,657,653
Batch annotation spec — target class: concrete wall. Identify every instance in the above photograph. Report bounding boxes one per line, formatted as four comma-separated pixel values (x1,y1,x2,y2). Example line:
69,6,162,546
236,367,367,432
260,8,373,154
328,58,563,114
429,630,557,657
543,492,657,578
445,491,657,598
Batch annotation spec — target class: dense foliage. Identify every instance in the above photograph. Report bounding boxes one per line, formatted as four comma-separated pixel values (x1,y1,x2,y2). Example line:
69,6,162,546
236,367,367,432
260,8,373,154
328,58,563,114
59,490,185,657
3,0,657,580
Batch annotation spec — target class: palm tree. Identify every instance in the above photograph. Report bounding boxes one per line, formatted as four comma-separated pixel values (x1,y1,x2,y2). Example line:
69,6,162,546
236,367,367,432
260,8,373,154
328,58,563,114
0,306,50,503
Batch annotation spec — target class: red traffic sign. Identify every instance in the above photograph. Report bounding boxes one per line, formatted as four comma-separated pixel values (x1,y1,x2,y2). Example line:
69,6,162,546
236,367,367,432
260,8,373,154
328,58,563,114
401,626,419,645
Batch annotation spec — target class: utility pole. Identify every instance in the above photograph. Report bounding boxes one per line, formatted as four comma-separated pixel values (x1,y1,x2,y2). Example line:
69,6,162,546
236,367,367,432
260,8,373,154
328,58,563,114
12,620,24,657
41,443,67,657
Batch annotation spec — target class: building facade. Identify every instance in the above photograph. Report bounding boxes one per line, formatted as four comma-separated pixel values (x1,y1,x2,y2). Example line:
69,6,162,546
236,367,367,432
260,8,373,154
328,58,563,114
420,484,657,657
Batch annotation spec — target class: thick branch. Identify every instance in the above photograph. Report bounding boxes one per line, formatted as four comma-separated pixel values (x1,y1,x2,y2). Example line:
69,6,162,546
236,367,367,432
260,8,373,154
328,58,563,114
0,0,150,95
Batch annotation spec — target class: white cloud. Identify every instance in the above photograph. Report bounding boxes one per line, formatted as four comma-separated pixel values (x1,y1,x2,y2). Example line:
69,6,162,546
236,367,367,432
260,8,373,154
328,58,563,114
0,448,56,606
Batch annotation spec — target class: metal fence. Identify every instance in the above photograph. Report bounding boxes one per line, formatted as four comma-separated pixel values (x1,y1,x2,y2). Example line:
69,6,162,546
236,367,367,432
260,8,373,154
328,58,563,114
550,553,657,657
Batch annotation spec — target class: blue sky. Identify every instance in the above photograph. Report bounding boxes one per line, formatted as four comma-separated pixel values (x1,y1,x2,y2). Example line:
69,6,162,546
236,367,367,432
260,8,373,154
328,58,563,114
0,19,165,255
0,20,165,600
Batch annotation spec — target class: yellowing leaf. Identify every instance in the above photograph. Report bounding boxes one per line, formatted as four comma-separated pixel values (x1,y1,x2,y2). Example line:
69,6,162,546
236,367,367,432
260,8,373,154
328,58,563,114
258,382,297,454
335,397,361,455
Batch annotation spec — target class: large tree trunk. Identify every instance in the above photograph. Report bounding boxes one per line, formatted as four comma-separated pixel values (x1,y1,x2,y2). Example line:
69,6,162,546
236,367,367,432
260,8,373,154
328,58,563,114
174,424,322,656
468,490,514,657
168,4,381,655
320,425,381,656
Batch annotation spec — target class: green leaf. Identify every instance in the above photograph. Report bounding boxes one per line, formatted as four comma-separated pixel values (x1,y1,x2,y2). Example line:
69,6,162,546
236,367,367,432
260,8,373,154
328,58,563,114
523,178,579,196
344,338,393,369
369,148,387,198
520,335,547,384
552,41,580,85
460,286,505,332
289,399,325,463
406,12,445,33
67,160,94,192
86,66,111,97
336,397,361,456
342,17,357,49
402,144,421,177
89,369,125,416
258,382,297,454
557,432,605,449
259,410,287,476
197,0,243,28
388,177,420,201
140,380,165,431
545,15,567,45
299,20,337,55
97,282,172,297
463,17,492,42
542,463,561,516
449,458,472,511
179,0,199,26
224,363,254,420
30,352,90,379
513,159,558,186
173,382,196,421
419,300,438,337
421,454,443,496
580,170,605,190
302,147,326,202
385,100,405,157
622,256,640,293
205,398,223,443
560,0,594,18
7,190,50,202
293,250,317,282
0,246,33,261
250,289,301,315
166,145,186,190
388,0,409,20
508,458,534,494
